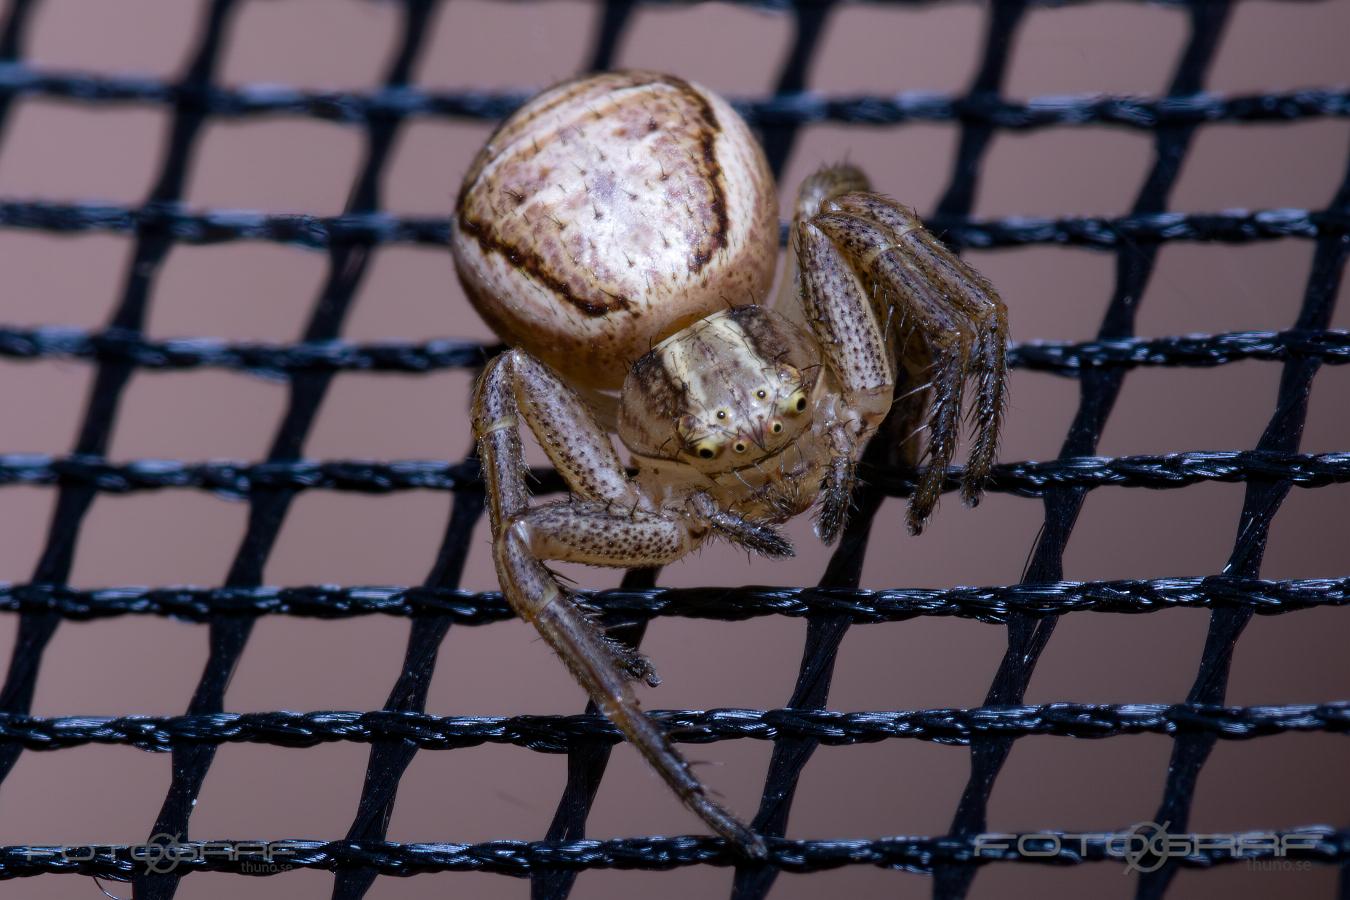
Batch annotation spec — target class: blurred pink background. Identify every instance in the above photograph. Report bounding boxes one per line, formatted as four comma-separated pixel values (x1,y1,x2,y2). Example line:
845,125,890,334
0,1,1347,898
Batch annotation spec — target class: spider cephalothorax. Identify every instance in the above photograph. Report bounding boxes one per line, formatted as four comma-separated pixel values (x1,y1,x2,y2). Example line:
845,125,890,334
451,70,1009,857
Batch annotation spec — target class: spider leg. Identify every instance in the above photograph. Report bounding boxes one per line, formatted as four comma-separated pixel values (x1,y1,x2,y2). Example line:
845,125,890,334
689,491,794,558
807,195,1008,533
831,194,1009,504
794,200,896,542
472,350,766,859
774,163,872,315
816,424,860,543
477,349,639,519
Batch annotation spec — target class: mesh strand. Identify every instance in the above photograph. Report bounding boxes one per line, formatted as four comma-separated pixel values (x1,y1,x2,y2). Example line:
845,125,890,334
0,1,1346,899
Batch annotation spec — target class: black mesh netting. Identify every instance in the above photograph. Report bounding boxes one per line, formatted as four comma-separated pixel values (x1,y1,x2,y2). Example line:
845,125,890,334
0,1,1347,898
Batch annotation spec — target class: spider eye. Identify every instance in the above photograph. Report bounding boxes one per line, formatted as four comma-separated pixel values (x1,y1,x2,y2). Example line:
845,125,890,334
692,440,721,460
770,420,783,434
784,389,808,415
715,409,727,420
733,441,747,454
755,389,767,399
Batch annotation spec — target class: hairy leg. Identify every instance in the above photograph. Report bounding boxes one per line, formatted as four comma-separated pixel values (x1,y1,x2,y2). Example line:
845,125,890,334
774,164,872,314
830,193,1008,502
784,166,893,540
472,350,767,858
477,349,640,517
795,219,894,540
803,192,1008,533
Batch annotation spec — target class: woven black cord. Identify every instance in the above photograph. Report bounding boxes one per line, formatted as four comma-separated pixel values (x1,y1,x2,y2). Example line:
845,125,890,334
531,16,840,893
131,5,441,899
1,702,1346,752
1009,329,1350,373
731,6,874,896
1137,117,1350,900
5,826,1348,880
584,0,637,73
1,0,1344,893
333,450,484,900
760,0,838,175
921,5,1043,898
538,5,848,895
0,0,48,778
0,327,502,372
1,199,1343,249
532,569,655,900
7,325,1350,376
935,0,1026,220
0,0,237,800
530,12,649,894
325,5,487,898
0,2,35,127
3,62,1348,129
390,0,1350,7
3,451,1350,513
4,575,1346,624
736,8,1031,899
935,5,1234,898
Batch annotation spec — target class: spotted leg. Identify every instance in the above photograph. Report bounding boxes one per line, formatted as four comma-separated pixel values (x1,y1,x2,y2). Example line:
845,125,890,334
472,349,767,859
794,165,1009,534
791,166,902,541
792,169,893,542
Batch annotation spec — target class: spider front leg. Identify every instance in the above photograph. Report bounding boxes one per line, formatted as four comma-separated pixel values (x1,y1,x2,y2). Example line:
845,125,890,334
795,166,1009,534
472,349,767,859
793,210,894,541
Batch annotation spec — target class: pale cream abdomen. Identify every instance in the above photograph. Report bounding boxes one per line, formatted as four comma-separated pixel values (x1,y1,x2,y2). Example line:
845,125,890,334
452,70,779,390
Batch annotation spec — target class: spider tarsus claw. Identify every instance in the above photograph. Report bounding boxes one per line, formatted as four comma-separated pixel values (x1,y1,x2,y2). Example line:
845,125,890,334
814,506,845,544
710,816,769,861
738,521,794,558
961,469,990,507
815,453,854,544
696,497,794,559
760,529,795,559
606,638,661,686
628,659,660,686
736,830,770,862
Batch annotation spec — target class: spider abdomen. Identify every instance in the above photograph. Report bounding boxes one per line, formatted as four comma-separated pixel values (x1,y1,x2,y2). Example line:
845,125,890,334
452,70,779,390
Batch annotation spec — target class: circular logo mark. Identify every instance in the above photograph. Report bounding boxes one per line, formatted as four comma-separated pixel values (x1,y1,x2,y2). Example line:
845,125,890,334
1121,820,1171,874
